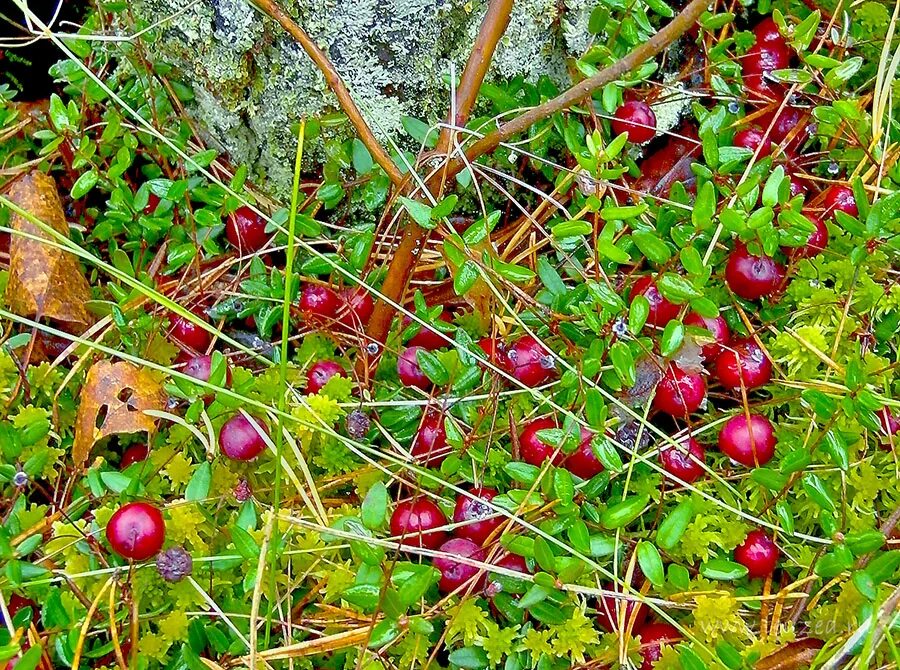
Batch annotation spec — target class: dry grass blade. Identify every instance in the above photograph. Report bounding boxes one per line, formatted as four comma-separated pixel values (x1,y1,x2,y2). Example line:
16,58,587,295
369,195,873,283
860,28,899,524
236,626,373,663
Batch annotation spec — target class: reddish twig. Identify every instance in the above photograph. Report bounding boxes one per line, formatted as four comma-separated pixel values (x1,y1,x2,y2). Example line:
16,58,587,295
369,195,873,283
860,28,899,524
364,0,710,371
251,0,405,186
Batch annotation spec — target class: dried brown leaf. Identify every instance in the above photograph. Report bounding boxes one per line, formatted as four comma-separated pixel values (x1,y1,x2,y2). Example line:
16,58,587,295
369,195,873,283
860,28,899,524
755,638,825,670
72,360,166,467
5,171,94,327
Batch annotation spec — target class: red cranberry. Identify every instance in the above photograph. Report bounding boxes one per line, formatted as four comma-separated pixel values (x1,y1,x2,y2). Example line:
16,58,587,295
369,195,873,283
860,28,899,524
788,173,809,197
754,17,784,45
178,353,232,386
564,428,605,480
506,335,556,387
636,623,682,670
718,414,776,467
338,289,374,329
390,499,448,549
434,538,487,593
6,594,36,622
169,313,212,352
397,346,432,389
120,444,149,469
785,214,828,259
734,127,771,157
477,337,509,368
453,488,501,545
760,108,809,150
743,42,791,75
878,407,900,436
653,365,706,417
823,185,858,218
518,417,565,467
684,312,730,361
106,502,165,561
734,529,779,578
631,276,680,327
714,338,772,391
486,552,530,595
299,284,341,322
744,71,784,103
226,206,270,253
724,244,785,301
659,437,706,484
597,588,649,632
219,414,268,461
403,311,453,350
144,192,161,215
306,360,346,394
411,410,451,466
611,101,657,143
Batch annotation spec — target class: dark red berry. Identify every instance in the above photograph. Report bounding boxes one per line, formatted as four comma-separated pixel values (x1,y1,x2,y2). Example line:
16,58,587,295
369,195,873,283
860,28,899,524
597,588,649,632
744,71,784,103
878,407,900,436
734,529,779,578
785,214,828,259
178,353,232,387
724,244,785,301
106,502,165,561
169,314,212,352
390,499,447,549
404,311,453,350
219,414,268,461
734,127,771,157
338,289,374,329
156,546,193,582
684,312,730,361
753,17,784,45
299,284,341,322
757,107,808,147
611,101,657,143
6,593,36,623
718,414,776,467
506,335,556,387
518,417,564,467
631,276,680,327
477,337,509,368
120,444,149,469
743,42,791,75
306,360,346,394
453,487,501,545
397,346,432,389
788,173,809,197
564,428,604,480
434,538,487,593
714,338,772,391
653,365,706,417
823,185,858,218
226,206,269,253
411,410,451,466
659,437,706,484
144,192,161,215
636,623,682,670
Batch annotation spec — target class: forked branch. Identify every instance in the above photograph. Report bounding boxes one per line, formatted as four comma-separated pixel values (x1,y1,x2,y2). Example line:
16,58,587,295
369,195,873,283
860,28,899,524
252,0,405,186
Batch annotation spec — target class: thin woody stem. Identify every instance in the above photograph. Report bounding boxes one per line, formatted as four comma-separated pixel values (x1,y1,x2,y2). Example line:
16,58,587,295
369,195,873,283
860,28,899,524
251,0,405,187
364,0,710,371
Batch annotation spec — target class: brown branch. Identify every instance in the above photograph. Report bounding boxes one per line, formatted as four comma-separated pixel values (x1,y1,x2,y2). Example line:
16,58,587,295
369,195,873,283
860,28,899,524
435,0,515,154
363,0,710,370
252,0,405,187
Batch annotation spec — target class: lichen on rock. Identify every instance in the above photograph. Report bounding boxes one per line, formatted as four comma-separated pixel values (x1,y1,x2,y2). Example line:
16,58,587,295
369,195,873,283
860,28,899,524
131,0,603,196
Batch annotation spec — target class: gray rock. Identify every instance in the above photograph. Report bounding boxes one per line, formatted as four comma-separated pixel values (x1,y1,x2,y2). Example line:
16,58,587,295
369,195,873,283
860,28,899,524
132,0,600,196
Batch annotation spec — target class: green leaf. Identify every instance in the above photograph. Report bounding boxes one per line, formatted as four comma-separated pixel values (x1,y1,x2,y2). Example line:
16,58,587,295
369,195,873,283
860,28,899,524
692,181,716,229
597,238,632,264
659,320,684,357
601,494,649,529
71,170,99,200
566,520,591,554
822,430,849,471
185,462,212,501
399,197,434,230
492,258,535,283
631,230,672,264
802,473,836,513
700,558,748,581
99,471,131,494
537,257,566,296
230,525,260,559
845,530,885,557
629,295,650,333
448,647,489,670
553,469,574,504
397,566,439,606
351,139,373,173
657,499,693,550
454,260,479,296
636,541,664,586
368,619,401,648
657,273,702,303
609,342,636,386
342,583,381,610
361,482,388,530
416,349,449,385
432,194,458,220
552,220,593,239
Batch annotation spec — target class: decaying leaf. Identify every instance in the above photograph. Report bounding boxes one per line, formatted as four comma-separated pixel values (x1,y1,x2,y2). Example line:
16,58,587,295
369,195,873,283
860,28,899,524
755,639,825,670
5,170,94,327
73,360,167,467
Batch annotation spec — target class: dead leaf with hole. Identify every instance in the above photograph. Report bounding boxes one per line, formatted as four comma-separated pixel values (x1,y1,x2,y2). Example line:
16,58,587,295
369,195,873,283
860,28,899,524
4,170,94,327
72,360,166,467
755,638,825,670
